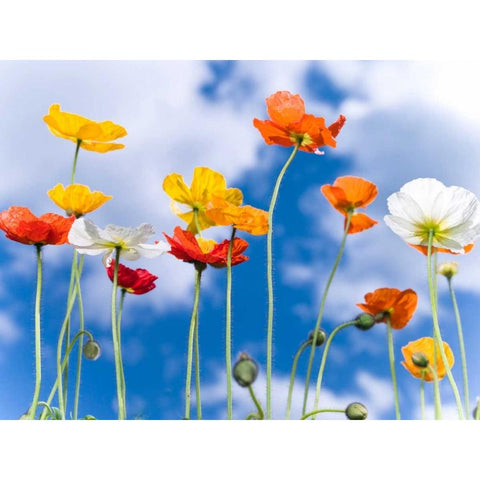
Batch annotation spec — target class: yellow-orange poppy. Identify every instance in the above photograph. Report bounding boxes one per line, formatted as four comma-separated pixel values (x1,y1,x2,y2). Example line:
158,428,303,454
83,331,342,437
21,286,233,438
44,104,127,153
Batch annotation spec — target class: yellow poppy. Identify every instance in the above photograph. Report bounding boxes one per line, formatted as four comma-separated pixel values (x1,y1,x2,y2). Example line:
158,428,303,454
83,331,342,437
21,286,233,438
163,167,242,234
43,104,127,153
48,184,112,217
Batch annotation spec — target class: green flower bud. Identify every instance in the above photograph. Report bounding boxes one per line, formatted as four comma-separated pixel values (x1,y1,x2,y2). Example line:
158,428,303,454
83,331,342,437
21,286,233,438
83,340,101,360
233,352,258,387
83,415,97,420
345,402,368,420
354,313,375,331
411,352,429,368
308,328,327,346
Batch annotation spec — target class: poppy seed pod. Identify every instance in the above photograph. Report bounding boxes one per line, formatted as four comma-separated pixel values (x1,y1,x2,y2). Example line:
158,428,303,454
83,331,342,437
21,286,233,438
308,328,327,346
345,402,368,420
233,353,258,387
354,313,376,331
411,352,429,368
83,340,101,361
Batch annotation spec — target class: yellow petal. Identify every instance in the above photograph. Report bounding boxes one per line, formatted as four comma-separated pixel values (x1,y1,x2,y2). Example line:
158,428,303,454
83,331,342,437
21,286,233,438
225,188,243,206
79,141,125,153
163,173,194,205
190,167,227,203
197,237,216,254
48,183,112,216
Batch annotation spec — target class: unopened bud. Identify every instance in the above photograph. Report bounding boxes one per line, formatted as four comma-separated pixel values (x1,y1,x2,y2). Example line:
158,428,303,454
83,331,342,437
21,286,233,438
83,340,101,360
411,352,429,368
345,402,368,420
354,313,375,331
83,415,97,420
233,352,258,387
437,261,458,279
308,328,327,346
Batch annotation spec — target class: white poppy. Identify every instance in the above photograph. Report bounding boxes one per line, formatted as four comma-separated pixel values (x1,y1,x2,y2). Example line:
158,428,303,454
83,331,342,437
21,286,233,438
384,178,480,253
68,217,170,262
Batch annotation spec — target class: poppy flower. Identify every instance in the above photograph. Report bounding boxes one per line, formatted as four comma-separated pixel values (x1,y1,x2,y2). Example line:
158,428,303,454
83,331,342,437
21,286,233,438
48,183,112,218
163,167,243,234
385,178,480,253
356,287,418,329
0,206,74,246
253,91,346,153
43,104,127,153
164,226,249,268
401,337,454,381
205,198,269,235
106,259,158,295
437,261,459,279
321,176,378,234
68,217,169,263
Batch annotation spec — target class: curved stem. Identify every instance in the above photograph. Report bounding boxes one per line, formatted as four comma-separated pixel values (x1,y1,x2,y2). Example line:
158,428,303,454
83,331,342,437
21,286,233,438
225,227,236,419
185,268,202,419
301,408,345,420
38,402,55,420
111,247,126,419
312,320,357,415
70,139,82,184
447,277,470,419
194,308,202,420
386,317,401,419
285,340,310,419
72,254,85,420
266,142,300,419
420,371,425,420
302,211,353,416
427,231,464,419
28,245,43,420
247,385,264,420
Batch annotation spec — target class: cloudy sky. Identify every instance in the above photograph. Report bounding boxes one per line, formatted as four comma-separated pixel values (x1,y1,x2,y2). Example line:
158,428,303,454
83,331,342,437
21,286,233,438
1,60,480,420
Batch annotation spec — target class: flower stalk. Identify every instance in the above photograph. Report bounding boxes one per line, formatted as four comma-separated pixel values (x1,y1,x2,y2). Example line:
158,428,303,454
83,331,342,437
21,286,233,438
386,317,401,419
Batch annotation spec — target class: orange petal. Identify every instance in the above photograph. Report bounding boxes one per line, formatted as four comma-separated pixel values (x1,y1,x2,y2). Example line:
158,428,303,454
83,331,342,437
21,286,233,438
389,289,418,329
347,212,378,234
321,184,350,212
266,91,305,127
328,114,346,138
409,243,475,256
333,176,378,209
253,119,295,147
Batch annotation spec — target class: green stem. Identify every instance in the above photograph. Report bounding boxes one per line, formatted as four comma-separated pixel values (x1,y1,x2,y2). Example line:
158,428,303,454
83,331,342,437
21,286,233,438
111,248,126,420
302,210,353,416
386,317,401,419
312,320,357,415
38,402,55,419
117,289,127,405
301,408,345,420
70,139,81,184
193,208,202,237
28,245,43,420
72,254,85,420
428,365,441,420
420,371,425,420
285,341,310,419
447,277,470,419
426,231,464,419
185,267,202,419
225,227,236,420
247,385,264,420
194,307,202,420
39,330,94,420
475,399,480,420
266,141,301,419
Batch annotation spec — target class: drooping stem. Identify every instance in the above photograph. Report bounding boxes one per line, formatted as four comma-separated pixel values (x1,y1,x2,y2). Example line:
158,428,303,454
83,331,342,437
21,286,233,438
194,307,202,420
111,247,126,420
447,277,470,419
427,230,464,419
302,211,353,416
246,385,264,420
28,245,43,420
301,408,345,420
225,227,236,420
420,371,425,420
185,267,202,420
285,340,310,419
312,320,357,415
386,317,401,419
70,139,82,184
266,141,301,419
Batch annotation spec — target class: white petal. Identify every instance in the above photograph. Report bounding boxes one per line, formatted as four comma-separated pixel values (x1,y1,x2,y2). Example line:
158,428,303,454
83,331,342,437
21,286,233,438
104,223,155,245
387,191,425,224
68,218,100,247
135,241,170,258
384,215,424,243
399,178,446,218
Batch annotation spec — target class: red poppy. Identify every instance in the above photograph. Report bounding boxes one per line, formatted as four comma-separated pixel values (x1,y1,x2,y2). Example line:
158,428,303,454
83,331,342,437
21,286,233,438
164,227,249,268
0,206,74,246
253,91,346,153
106,260,158,295
321,176,378,234
356,287,418,330
409,243,474,256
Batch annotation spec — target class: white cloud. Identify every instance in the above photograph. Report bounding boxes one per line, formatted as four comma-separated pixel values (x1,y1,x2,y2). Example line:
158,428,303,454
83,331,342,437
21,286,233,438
0,312,21,344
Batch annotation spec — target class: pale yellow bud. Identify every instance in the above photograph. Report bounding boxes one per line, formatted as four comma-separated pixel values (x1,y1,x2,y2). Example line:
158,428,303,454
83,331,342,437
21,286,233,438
437,261,458,279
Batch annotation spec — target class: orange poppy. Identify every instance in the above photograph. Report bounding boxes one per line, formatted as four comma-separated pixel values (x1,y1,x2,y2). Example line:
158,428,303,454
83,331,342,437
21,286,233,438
0,206,74,246
253,91,346,153
409,243,474,256
321,176,378,234
164,227,249,268
356,287,418,329
401,337,454,381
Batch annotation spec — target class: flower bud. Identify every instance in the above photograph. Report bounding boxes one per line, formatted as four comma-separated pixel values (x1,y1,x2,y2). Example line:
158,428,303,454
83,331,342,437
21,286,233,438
345,402,368,420
437,261,458,279
308,328,327,347
411,352,429,368
354,313,375,331
233,352,258,387
83,339,101,360
83,415,97,420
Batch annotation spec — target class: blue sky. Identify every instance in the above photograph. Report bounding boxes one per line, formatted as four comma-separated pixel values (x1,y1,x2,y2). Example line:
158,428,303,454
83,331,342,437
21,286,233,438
1,60,480,419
